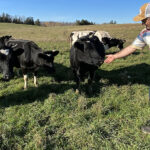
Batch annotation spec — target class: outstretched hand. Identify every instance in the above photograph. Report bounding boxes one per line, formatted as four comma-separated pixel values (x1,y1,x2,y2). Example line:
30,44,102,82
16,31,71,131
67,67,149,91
104,55,116,63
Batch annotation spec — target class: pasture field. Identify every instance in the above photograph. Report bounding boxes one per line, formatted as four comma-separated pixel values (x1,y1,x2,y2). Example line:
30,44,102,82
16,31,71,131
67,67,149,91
0,23,150,150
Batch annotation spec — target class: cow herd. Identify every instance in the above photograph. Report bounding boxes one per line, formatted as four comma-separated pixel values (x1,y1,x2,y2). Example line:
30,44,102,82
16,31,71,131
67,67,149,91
0,30,126,93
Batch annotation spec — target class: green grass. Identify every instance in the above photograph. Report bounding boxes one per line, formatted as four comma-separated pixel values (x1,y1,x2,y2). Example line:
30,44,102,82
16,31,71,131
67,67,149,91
0,23,150,150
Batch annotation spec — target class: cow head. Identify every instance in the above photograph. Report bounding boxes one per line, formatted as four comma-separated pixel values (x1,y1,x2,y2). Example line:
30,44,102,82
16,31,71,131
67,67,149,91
0,48,24,81
102,37,126,50
74,36,105,67
0,35,12,49
38,50,59,73
0,49,13,81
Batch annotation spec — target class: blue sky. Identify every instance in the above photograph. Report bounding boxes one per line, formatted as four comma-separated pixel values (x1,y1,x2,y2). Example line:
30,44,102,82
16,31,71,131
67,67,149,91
0,0,149,24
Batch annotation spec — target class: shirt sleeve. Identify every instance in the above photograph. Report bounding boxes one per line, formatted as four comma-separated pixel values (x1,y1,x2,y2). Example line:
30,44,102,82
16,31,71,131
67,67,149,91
131,34,146,50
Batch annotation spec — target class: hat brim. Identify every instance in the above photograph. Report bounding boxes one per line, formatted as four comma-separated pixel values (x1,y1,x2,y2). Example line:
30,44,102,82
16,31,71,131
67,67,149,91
133,15,146,22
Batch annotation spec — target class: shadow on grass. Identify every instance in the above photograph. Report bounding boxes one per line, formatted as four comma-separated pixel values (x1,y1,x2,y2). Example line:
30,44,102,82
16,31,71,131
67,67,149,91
1,63,150,107
0,62,75,107
69,63,150,97
47,63,74,82
95,63,150,86
13,62,74,82
0,83,75,107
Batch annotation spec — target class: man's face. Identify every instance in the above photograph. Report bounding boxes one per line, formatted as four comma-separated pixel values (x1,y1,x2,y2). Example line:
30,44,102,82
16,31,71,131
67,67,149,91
142,17,150,30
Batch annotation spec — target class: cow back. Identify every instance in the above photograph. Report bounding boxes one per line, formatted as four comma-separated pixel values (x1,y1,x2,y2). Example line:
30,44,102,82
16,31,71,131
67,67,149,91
94,31,111,41
6,39,42,66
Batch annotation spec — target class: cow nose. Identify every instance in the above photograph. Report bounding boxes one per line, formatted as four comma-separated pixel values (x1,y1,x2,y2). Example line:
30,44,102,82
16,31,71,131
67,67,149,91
2,75,10,81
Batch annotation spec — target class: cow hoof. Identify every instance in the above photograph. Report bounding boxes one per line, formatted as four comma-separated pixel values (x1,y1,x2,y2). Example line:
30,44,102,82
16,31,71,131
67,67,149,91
75,89,80,94
35,84,38,87
1,78,9,82
24,86,27,90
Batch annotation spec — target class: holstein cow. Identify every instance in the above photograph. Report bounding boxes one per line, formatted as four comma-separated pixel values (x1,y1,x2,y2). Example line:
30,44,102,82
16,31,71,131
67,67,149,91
70,30,126,50
70,35,105,93
101,37,126,50
0,35,59,89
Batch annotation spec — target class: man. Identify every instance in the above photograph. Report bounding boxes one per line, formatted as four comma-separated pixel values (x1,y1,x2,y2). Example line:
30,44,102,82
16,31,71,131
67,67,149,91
105,3,150,64
104,2,150,134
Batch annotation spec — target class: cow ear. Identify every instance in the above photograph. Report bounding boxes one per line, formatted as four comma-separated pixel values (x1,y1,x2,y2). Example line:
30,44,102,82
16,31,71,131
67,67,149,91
74,42,84,52
51,50,59,56
13,48,24,56
102,37,109,44
5,35,12,39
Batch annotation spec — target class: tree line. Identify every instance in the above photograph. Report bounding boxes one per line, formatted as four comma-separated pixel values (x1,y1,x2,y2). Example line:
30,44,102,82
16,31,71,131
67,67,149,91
75,19,95,25
0,13,95,26
0,13,41,26
0,12,117,26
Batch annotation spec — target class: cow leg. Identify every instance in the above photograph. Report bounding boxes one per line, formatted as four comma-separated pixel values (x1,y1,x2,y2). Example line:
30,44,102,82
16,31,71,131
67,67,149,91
88,71,95,84
88,71,95,94
23,74,28,89
33,71,38,87
73,69,80,94
22,69,28,89
9,65,14,78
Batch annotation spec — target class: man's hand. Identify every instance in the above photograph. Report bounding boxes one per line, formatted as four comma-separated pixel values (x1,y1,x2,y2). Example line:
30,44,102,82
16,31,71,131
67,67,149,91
104,46,137,64
104,55,116,63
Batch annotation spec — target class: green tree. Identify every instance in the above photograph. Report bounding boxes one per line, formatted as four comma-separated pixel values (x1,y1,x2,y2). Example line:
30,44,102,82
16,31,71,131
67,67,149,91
75,19,95,25
35,19,41,26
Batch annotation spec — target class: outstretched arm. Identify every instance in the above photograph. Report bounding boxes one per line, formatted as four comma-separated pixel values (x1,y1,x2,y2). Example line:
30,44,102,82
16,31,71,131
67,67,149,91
104,45,137,63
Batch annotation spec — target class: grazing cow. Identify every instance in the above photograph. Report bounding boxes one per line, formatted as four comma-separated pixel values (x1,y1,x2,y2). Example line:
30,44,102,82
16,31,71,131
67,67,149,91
101,37,126,50
0,35,59,89
70,30,126,50
70,35,105,93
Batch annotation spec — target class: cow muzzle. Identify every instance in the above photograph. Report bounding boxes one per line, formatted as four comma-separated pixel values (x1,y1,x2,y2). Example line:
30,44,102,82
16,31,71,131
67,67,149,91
2,74,10,81
98,59,104,66
2,73,13,81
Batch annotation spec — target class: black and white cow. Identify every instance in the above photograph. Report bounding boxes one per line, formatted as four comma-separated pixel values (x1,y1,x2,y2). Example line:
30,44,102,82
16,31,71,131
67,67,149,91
70,30,126,50
101,37,126,50
0,35,59,89
70,35,105,93
70,34,126,93
0,35,23,80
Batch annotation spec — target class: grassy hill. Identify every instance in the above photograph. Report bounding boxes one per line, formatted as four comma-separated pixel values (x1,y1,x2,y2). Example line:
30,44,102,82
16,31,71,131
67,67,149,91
0,23,150,150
